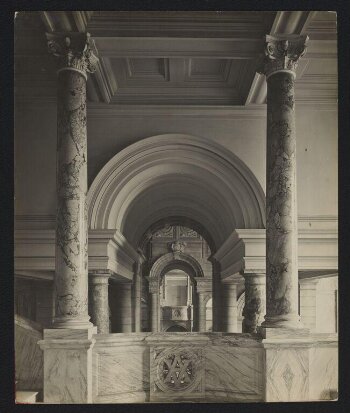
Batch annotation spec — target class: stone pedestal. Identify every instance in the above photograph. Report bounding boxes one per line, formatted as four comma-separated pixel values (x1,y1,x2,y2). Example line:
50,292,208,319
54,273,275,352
258,34,309,331
38,327,96,403
221,277,242,332
242,273,266,333
261,329,311,402
299,278,318,331
89,271,110,334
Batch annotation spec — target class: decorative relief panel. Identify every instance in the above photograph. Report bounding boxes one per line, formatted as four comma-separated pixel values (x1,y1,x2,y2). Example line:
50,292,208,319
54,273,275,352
179,226,199,238
153,225,174,238
161,306,191,321
150,347,204,401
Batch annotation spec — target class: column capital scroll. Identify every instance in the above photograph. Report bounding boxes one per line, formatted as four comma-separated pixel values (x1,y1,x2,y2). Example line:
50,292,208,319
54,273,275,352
147,277,159,294
258,34,309,80
46,32,99,80
195,277,212,293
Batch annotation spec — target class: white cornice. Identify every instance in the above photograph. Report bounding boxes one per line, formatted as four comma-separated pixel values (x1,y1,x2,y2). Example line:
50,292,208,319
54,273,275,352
214,221,338,277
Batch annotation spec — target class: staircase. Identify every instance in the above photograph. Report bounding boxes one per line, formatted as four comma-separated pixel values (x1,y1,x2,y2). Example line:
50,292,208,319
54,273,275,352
15,315,43,398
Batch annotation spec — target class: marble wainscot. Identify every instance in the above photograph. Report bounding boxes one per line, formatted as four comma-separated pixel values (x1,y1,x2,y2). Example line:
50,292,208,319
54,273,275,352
90,331,338,403
92,332,264,403
92,333,150,403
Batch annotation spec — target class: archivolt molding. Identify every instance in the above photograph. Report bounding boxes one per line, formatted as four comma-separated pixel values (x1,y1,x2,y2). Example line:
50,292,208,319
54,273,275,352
149,252,204,285
87,134,266,249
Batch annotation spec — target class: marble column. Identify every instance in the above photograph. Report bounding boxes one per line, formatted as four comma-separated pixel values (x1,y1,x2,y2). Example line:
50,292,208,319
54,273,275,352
39,32,98,404
195,277,212,332
242,273,266,333
132,259,143,332
211,259,221,332
46,32,98,329
89,271,111,334
221,277,242,332
299,278,318,331
258,34,309,330
149,277,159,332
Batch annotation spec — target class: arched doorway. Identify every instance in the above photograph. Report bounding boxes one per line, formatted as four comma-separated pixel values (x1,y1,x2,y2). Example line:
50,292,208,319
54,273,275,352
148,251,209,332
161,269,194,332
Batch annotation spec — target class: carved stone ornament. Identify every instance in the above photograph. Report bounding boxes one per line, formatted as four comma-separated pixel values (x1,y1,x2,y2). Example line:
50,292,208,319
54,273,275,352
170,240,186,254
153,348,203,394
148,277,159,294
46,32,99,79
258,34,309,79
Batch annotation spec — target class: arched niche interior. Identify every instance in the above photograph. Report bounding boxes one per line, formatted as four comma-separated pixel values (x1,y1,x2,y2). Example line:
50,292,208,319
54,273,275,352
148,251,207,332
87,134,266,333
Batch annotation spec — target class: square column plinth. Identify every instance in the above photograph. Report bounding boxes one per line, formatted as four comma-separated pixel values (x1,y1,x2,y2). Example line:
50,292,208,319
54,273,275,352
258,328,338,402
38,327,96,403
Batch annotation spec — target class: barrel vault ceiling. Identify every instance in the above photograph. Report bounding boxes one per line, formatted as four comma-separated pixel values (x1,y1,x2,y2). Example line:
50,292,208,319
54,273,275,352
15,11,337,106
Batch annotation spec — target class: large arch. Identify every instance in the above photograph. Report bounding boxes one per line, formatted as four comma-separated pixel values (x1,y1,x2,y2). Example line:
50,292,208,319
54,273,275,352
87,134,266,249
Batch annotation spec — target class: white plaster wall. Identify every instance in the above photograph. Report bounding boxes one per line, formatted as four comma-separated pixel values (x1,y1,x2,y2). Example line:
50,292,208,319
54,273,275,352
14,102,337,221
316,277,338,333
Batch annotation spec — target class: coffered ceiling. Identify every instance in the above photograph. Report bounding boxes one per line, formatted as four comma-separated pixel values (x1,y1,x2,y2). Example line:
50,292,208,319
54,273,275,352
15,11,337,106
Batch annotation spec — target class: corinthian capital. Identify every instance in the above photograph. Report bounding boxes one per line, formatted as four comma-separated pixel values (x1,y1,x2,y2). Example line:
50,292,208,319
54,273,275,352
46,32,99,79
148,277,159,294
258,34,309,79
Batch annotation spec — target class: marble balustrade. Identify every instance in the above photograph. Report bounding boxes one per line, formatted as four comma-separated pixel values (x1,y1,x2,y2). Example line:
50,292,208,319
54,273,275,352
90,332,338,403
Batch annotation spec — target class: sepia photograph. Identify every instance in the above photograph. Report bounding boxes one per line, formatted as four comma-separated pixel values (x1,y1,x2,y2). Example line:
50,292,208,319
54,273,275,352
13,10,338,404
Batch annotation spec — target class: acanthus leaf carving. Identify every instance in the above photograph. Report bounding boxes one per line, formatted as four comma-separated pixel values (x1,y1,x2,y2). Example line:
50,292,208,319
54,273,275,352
46,32,99,78
257,34,308,79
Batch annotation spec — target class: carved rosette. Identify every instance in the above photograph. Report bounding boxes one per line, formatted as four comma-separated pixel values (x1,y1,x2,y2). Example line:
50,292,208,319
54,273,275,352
46,32,98,79
258,34,308,79
170,240,186,254
152,347,204,398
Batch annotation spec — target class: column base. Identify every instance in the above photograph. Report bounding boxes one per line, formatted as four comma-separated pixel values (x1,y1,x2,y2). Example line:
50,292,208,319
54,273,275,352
52,315,93,329
258,325,309,340
38,327,97,403
261,313,304,329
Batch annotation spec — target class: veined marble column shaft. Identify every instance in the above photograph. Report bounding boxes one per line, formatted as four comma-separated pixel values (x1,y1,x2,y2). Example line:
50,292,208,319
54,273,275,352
258,34,308,329
195,277,212,332
89,272,110,334
47,33,98,329
221,279,241,333
133,261,143,332
242,273,266,333
149,278,159,332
